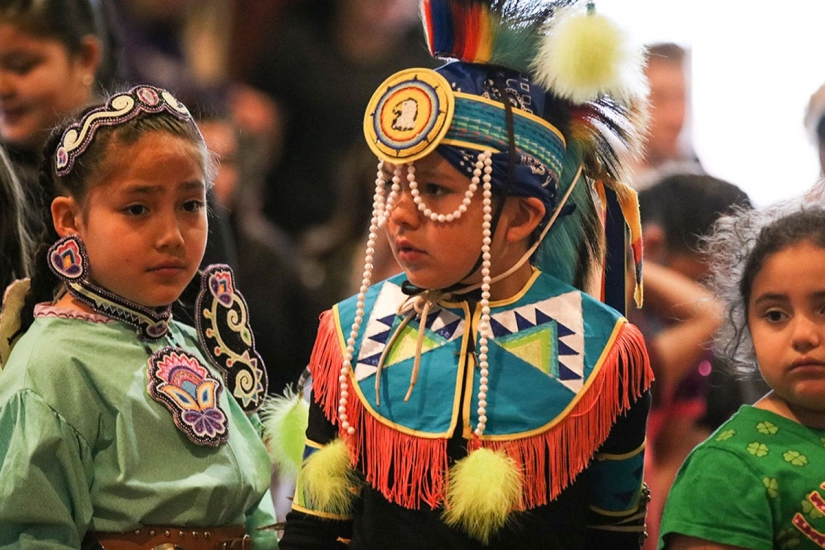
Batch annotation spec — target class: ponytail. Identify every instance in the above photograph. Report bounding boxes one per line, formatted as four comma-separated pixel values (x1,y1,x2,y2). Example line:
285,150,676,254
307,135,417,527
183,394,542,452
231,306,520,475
18,128,66,334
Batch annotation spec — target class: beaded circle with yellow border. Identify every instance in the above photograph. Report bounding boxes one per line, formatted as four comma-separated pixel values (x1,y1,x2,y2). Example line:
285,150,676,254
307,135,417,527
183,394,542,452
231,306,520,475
364,68,454,163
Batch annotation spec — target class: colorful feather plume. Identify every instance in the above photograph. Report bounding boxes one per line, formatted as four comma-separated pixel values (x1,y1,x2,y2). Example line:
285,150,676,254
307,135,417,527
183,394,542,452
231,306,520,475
421,0,645,106
421,0,648,301
421,0,570,72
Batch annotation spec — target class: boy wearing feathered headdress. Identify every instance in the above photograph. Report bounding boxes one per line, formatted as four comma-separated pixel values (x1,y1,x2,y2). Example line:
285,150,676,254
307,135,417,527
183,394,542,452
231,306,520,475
272,1,654,548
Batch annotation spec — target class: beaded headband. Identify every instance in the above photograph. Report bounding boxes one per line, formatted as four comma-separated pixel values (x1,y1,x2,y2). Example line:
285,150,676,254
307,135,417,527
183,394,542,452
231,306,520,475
364,67,566,191
55,85,193,177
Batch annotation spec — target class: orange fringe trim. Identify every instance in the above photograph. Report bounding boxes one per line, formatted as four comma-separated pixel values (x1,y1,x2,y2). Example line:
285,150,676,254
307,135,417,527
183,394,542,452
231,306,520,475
308,310,448,509
468,320,652,509
308,310,345,425
309,310,653,511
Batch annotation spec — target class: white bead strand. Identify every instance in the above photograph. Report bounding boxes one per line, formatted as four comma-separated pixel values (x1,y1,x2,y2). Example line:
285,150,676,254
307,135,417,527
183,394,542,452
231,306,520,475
474,150,494,437
337,162,398,435
384,165,403,220
406,156,480,223
373,162,388,226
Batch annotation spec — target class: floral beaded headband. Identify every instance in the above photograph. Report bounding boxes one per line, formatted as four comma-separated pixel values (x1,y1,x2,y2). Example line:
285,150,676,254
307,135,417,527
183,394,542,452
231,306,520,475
55,85,194,176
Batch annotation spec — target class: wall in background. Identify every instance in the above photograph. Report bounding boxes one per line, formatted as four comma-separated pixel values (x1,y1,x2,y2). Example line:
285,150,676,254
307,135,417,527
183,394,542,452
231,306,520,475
600,0,825,206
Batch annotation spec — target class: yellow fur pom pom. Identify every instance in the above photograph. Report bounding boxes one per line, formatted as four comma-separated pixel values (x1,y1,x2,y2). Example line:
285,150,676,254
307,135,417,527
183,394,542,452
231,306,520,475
259,385,310,476
443,447,522,544
0,278,30,369
301,438,359,515
532,4,645,105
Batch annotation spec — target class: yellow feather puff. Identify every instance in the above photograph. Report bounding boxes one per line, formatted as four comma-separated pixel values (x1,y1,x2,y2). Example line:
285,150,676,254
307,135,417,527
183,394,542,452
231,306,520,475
531,4,645,105
301,438,359,515
0,278,30,369
443,447,522,544
259,385,310,476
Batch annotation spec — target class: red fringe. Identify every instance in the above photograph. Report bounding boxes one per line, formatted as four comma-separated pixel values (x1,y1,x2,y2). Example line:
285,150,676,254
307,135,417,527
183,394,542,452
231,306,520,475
310,311,653,511
361,414,448,509
309,310,448,509
308,310,345,426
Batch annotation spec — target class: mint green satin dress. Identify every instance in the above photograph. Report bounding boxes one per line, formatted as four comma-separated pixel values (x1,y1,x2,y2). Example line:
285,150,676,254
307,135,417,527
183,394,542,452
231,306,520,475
0,309,278,549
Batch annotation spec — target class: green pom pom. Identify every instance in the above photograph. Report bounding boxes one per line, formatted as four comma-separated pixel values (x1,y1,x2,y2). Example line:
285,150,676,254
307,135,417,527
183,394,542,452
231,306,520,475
443,447,522,544
302,438,359,515
532,6,644,105
260,386,309,476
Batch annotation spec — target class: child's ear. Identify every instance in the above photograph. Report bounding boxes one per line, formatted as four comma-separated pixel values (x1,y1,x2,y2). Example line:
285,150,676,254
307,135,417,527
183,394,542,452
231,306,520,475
505,197,546,243
51,196,83,238
77,35,102,79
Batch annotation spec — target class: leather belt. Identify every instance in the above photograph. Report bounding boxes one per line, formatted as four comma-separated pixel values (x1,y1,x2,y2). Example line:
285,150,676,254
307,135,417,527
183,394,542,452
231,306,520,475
92,526,251,550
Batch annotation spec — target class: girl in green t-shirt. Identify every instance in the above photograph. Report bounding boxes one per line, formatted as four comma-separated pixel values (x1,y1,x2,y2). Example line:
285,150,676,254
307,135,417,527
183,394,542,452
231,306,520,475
659,203,825,550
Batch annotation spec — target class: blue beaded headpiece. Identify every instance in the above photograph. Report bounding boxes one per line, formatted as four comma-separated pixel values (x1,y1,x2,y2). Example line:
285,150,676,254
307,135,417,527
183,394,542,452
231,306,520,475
364,0,649,305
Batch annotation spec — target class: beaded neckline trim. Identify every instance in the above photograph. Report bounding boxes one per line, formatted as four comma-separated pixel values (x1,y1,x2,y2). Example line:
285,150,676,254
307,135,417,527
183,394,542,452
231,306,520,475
48,235,171,341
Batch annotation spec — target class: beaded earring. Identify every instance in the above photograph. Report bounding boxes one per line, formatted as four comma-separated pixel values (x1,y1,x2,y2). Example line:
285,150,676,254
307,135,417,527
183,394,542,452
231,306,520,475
48,234,170,340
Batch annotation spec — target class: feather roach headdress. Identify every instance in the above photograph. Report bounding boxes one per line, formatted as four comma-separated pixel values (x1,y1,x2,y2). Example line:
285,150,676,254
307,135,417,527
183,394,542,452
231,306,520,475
365,0,648,302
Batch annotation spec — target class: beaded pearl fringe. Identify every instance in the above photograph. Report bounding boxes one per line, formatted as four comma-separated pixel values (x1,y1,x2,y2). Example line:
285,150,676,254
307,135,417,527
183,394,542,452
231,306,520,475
338,151,494,437
338,155,584,439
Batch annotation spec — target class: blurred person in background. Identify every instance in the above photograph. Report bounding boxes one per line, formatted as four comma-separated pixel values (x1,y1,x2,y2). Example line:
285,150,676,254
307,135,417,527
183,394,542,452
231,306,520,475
190,99,322,397
109,0,296,299
0,0,119,339
633,173,759,549
804,80,825,175
0,0,119,187
245,0,437,305
112,0,230,104
630,42,703,190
